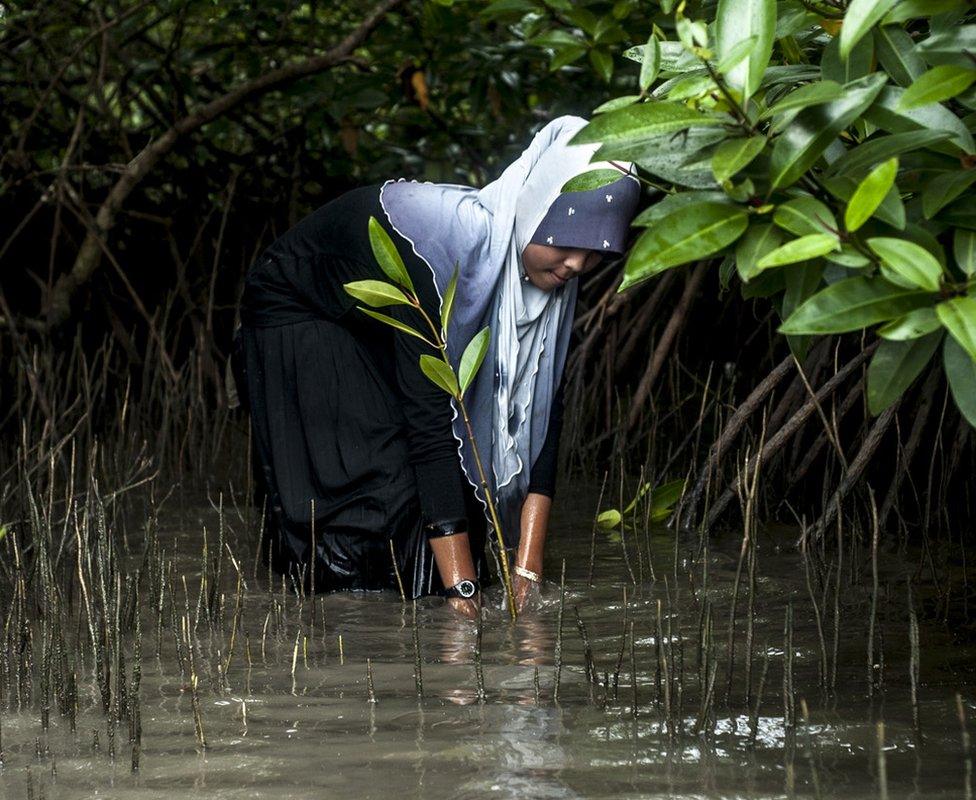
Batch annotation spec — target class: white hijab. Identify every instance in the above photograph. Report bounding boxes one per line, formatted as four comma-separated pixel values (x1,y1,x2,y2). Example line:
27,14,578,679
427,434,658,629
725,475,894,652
380,115,629,547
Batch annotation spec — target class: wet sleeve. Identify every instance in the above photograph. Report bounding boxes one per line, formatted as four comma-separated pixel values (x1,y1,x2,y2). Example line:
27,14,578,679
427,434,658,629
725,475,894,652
526,374,565,498
386,249,469,533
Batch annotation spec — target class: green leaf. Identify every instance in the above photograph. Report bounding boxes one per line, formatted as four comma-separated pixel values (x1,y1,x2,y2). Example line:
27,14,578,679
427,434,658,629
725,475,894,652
826,130,953,177
773,197,838,237
783,261,825,360
419,354,460,397
593,16,625,44
779,276,934,334
759,80,844,119
954,229,976,276
884,0,966,24
343,279,412,307
867,237,944,292
589,47,614,83
621,203,748,290
356,308,434,346
777,4,818,38
622,482,651,515
821,31,874,85
742,268,786,299
629,40,698,72
458,326,490,394
736,223,785,282
902,224,948,267
368,217,414,292
844,157,898,232
874,25,926,88
936,296,976,361
481,0,536,16
826,246,872,268
715,0,776,101
921,171,976,220
639,35,660,91
632,191,730,227
898,65,976,110
762,65,823,89
878,307,942,340
675,16,708,51
944,336,976,428
562,168,623,193
596,128,726,189
527,29,580,49
660,72,716,102
915,25,976,69
649,479,686,522
821,174,906,230
441,262,459,334
570,102,725,147
770,74,887,189
867,333,942,415
940,201,976,231
757,234,839,269
839,0,900,61
564,6,599,35
865,85,976,154
592,95,641,114
711,136,766,183
596,509,622,530
716,36,758,75
550,44,587,70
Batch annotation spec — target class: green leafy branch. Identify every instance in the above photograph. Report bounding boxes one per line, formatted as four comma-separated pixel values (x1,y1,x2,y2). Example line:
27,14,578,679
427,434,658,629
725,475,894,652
527,0,976,431
344,217,518,620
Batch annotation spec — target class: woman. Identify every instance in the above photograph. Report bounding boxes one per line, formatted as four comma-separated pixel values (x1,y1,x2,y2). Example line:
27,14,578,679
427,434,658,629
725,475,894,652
235,115,640,616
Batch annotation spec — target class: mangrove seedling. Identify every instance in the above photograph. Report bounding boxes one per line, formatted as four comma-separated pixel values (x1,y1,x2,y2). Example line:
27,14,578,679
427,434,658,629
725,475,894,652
343,216,518,620
597,478,686,536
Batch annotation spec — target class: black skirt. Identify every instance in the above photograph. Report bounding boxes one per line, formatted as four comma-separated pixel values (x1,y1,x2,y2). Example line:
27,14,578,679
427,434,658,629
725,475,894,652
233,315,488,598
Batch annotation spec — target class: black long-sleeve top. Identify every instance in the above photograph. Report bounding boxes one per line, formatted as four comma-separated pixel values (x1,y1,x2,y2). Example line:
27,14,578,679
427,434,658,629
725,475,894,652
241,184,563,532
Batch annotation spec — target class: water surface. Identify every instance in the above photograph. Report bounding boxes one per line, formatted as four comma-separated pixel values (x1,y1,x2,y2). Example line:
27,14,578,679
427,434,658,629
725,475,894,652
1,483,974,799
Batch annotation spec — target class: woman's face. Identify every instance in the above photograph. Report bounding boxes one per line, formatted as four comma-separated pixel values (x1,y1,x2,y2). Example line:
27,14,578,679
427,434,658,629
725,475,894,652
521,243,605,291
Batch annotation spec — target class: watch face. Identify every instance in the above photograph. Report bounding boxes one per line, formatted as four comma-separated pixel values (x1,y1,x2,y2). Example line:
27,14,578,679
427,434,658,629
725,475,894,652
457,580,476,599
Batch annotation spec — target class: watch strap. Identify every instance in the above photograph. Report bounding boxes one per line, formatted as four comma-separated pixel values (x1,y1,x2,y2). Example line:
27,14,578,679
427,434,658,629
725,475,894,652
443,578,480,599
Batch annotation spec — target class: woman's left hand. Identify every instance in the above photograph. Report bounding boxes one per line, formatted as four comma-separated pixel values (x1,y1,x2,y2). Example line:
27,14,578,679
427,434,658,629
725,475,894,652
447,595,481,619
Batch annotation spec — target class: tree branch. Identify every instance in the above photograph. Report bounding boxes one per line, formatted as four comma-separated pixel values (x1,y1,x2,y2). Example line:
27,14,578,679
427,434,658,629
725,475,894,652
43,0,405,330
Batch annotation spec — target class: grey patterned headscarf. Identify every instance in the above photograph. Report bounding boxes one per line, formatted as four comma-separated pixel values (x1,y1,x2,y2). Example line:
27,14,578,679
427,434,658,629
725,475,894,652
380,116,638,547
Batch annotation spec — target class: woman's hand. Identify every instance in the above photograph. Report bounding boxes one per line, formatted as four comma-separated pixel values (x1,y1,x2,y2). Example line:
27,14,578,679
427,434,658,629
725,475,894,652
513,493,551,613
448,594,481,619
513,572,541,612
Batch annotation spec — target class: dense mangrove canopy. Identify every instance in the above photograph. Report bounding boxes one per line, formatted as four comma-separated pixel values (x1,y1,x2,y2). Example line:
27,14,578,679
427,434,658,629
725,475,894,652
547,0,976,431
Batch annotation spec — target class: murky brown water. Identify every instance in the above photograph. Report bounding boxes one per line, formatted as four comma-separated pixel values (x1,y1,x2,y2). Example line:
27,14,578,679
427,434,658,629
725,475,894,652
2,483,975,799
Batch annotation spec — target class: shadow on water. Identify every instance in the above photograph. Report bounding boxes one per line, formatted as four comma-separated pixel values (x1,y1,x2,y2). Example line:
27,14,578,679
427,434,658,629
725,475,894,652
2,479,976,799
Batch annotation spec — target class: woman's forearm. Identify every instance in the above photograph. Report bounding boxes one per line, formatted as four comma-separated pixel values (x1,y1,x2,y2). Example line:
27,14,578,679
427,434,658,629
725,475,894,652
516,492,552,576
429,532,477,588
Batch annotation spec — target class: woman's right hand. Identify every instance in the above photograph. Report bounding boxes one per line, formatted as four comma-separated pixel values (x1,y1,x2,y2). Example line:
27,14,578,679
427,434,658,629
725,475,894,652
448,595,481,619
513,572,541,612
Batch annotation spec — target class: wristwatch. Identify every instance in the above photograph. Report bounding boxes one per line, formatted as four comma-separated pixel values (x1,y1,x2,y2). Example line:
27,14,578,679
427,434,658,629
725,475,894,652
443,578,480,599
